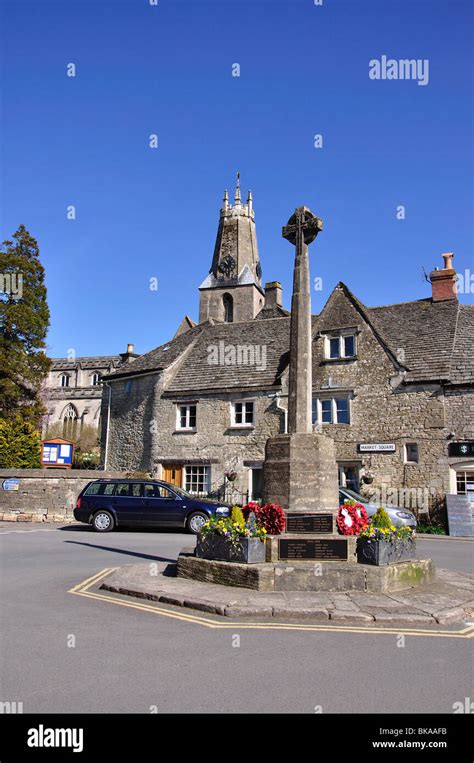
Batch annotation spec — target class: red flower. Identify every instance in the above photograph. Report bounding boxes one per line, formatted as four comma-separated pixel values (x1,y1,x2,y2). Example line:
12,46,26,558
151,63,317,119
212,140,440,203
242,502,286,535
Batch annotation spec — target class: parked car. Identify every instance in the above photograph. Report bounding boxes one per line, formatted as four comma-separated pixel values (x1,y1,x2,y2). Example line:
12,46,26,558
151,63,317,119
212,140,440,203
339,486,417,529
74,479,231,534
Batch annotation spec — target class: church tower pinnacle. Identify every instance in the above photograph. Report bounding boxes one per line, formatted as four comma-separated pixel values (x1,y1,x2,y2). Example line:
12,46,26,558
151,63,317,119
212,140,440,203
199,175,265,323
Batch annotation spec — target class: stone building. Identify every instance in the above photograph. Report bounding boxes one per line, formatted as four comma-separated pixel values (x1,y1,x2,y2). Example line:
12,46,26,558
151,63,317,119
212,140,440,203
100,180,474,518
43,344,138,440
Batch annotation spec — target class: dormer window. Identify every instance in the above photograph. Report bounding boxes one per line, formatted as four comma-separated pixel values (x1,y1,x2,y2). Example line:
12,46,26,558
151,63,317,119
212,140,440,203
325,332,357,360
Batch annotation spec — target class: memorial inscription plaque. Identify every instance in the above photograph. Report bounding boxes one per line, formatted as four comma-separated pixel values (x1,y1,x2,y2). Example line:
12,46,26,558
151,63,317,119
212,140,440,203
279,538,348,561
286,513,333,533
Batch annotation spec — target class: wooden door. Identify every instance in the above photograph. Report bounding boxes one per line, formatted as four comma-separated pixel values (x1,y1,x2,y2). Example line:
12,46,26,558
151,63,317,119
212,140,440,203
162,464,183,488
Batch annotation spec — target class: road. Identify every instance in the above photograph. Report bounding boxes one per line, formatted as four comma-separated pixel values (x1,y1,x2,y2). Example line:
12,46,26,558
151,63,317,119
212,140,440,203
0,523,472,714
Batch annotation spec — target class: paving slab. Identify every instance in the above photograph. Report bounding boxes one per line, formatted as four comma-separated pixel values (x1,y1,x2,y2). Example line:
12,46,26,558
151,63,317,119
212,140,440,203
100,563,474,624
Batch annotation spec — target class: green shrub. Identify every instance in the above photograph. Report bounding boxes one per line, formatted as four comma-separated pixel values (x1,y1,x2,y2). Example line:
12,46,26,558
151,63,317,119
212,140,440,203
231,506,246,528
370,507,393,529
0,417,41,468
416,523,447,535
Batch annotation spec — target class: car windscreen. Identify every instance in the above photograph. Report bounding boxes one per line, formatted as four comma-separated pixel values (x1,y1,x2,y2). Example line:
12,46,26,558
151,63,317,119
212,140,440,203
340,487,365,502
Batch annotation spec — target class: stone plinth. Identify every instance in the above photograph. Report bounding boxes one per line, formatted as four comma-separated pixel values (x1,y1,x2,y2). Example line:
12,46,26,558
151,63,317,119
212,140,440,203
263,432,339,515
177,551,435,594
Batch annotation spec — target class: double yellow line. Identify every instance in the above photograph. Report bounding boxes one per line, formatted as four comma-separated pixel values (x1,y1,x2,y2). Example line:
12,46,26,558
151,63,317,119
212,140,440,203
68,568,474,638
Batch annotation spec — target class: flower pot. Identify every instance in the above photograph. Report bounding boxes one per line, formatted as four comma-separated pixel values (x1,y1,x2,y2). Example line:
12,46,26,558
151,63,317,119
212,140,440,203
196,535,266,564
356,537,416,566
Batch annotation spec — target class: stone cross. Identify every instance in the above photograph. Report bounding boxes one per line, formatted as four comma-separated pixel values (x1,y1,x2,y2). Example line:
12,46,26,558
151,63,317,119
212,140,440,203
282,206,323,434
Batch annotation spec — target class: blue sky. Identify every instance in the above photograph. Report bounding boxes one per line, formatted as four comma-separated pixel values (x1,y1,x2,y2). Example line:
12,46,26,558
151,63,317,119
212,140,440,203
1,0,472,358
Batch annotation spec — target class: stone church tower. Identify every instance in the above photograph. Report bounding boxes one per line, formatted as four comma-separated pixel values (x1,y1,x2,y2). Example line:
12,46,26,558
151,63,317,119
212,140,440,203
199,174,265,323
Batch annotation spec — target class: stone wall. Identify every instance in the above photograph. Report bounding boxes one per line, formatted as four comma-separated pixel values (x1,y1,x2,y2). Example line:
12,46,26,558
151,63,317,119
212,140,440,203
0,469,125,521
101,374,157,472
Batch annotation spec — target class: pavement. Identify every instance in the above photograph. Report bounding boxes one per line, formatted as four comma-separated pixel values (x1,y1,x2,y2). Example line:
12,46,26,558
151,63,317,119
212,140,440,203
100,557,474,624
1,522,473,714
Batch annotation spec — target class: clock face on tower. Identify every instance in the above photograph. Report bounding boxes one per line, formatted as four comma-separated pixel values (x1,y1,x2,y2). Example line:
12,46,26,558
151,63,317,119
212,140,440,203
218,255,236,278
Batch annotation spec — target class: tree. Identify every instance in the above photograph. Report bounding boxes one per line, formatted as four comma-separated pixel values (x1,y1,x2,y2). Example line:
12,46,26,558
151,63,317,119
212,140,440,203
0,225,51,425
0,417,41,468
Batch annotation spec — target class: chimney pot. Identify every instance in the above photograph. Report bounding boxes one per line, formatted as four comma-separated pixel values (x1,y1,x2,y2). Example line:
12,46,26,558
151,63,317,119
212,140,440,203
127,343,134,354
442,252,454,270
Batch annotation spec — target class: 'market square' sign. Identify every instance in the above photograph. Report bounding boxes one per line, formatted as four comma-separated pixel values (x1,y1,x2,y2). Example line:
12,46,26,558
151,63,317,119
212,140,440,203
357,443,396,453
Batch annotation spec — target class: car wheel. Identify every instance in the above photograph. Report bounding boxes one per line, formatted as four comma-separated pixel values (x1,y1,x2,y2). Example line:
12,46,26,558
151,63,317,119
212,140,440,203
92,510,115,533
186,511,208,534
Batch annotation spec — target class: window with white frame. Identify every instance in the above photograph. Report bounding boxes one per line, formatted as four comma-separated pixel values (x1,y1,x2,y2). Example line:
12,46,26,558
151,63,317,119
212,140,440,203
231,400,255,427
177,404,197,431
324,332,357,360
312,396,351,425
184,465,210,494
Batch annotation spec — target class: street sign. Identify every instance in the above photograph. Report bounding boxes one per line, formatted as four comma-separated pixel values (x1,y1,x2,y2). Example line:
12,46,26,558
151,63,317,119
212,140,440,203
357,443,396,453
2,478,20,491
448,442,474,458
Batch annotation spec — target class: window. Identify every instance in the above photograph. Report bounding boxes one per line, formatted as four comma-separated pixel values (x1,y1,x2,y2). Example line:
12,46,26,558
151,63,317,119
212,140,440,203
91,373,100,386
456,471,474,504
223,293,233,323
312,396,351,425
62,404,78,439
324,333,356,360
185,465,210,494
338,464,361,492
232,401,255,427
130,483,142,497
143,483,157,498
60,374,70,388
115,483,130,497
177,404,197,431
84,482,101,496
84,482,115,496
405,443,419,464
142,483,174,499
156,486,175,499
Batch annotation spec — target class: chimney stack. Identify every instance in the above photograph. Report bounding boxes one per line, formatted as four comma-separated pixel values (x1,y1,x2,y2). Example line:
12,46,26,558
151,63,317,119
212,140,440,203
265,281,283,308
430,253,457,302
120,343,138,364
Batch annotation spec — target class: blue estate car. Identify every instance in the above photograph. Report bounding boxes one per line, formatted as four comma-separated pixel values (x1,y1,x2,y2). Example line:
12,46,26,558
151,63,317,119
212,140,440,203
74,479,230,534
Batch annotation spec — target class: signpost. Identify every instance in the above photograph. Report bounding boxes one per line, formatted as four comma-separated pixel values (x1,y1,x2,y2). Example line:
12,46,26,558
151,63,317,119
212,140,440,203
40,438,75,469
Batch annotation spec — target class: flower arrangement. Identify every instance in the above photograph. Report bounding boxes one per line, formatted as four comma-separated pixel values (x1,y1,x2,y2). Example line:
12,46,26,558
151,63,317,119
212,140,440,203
359,507,415,541
199,515,267,549
337,500,369,536
242,502,286,535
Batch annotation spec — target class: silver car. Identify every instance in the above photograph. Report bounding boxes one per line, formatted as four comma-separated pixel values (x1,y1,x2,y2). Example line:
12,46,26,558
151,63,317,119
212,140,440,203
339,487,417,529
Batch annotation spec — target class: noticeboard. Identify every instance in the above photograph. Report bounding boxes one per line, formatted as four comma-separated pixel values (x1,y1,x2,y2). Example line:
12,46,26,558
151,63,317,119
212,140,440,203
40,438,74,469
